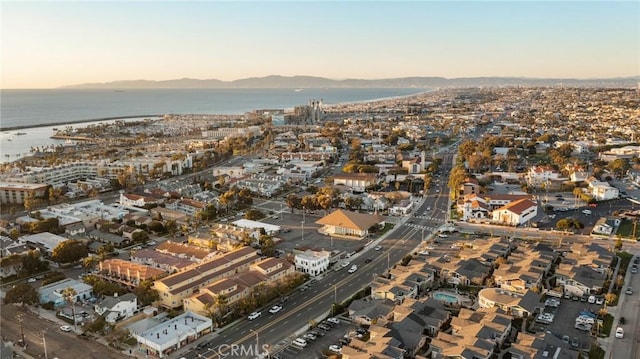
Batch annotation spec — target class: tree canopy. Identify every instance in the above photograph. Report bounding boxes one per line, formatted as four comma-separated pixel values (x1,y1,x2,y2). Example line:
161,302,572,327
4,283,38,305
52,240,88,264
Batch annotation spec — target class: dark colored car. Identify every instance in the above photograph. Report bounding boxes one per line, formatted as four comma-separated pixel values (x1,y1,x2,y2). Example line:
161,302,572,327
196,342,208,350
364,257,373,264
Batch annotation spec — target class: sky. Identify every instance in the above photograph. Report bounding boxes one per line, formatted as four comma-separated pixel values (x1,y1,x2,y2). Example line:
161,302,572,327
2,1,639,89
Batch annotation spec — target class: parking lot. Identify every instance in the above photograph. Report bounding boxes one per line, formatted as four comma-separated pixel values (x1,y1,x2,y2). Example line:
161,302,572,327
529,295,605,352
273,319,354,359
262,210,376,257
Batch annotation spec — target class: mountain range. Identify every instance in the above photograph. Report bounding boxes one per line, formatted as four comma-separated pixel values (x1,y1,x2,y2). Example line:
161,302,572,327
60,75,640,89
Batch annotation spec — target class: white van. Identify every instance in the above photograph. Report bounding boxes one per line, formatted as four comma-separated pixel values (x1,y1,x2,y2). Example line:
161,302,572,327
292,338,308,348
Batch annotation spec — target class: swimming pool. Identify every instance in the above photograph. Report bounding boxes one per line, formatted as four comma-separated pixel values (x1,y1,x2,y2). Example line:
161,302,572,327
433,292,459,304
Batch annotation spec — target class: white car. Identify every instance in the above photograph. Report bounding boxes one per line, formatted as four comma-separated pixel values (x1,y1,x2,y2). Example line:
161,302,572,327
269,305,283,314
248,311,262,321
329,345,341,353
60,325,72,332
615,327,624,339
27,278,36,283
374,245,382,251
596,297,604,305
341,261,350,268
348,265,358,274
326,317,340,325
292,338,308,348
437,233,448,238
582,209,592,215
588,295,596,304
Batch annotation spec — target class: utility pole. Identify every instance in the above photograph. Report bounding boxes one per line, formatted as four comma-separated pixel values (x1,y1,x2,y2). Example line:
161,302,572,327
250,329,259,352
42,331,48,359
17,314,25,348
301,206,305,241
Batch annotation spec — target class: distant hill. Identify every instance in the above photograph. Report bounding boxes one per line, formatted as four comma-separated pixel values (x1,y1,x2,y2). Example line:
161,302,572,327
60,75,640,89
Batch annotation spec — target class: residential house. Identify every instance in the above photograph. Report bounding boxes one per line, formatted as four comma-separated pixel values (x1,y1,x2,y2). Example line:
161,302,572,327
477,288,540,318
347,298,395,326
592,217,621,236
333,173,378,193
94,293,138,323
525,166,568,190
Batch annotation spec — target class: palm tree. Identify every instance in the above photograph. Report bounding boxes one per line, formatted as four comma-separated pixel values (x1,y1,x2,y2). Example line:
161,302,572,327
61,287,78,331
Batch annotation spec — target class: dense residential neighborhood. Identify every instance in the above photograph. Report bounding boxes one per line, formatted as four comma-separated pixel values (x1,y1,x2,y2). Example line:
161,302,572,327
1,86,640,359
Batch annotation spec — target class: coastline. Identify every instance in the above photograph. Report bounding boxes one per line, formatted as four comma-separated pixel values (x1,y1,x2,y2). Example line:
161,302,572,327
0,114,160,132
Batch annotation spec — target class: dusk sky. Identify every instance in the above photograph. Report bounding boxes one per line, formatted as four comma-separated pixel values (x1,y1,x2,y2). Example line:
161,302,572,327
2,1,639,89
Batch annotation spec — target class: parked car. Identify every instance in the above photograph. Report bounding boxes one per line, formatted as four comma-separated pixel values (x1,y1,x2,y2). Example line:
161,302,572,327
596,297,604,305
328,345,341,353
615,327,624,339
27,278,36,283
317,323,332,331
303,333,317,341
437,233,448,238
574,322,592,332
292,338,308,348
327,317,340,325
374,246,382,251
570,337,580,349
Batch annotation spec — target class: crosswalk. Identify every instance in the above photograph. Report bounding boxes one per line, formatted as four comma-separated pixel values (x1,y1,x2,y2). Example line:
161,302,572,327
413,215,443,221
404,223,437,231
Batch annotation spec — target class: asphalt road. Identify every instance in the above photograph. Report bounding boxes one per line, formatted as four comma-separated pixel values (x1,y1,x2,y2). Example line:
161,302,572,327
609,254,640,359
184,222,426,359
175,151,458,359
1,304,130,359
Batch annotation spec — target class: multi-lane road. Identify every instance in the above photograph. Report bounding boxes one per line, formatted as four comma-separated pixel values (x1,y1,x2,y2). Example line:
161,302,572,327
177,152,456,359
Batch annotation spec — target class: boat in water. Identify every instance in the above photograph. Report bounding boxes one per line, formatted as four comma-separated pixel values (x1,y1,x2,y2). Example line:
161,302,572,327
15,132,27,136
294,88,303,92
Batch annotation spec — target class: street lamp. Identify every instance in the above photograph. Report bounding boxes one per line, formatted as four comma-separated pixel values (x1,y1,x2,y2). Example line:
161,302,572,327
301,205,306,241
41,330,48,359
250,329,259,351
17,314,25,348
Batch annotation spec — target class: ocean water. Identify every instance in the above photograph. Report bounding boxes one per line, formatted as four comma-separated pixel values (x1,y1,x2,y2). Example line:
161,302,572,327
0,88,424,163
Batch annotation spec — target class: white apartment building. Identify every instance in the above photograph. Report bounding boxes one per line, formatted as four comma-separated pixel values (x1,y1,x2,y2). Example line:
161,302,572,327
525,166,566,188
589,181,619,201
5,162,97,187
295,249,331,277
